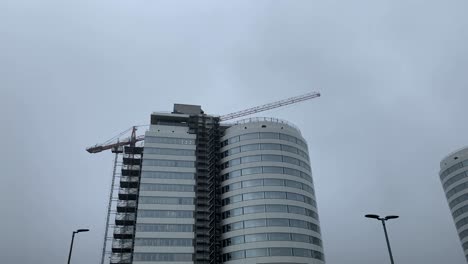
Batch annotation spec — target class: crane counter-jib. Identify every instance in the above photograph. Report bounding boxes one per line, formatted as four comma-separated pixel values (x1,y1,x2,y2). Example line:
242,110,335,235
86,138,145,154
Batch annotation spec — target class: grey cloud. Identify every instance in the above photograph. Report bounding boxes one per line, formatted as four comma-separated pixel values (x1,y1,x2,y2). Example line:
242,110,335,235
1,0,467,263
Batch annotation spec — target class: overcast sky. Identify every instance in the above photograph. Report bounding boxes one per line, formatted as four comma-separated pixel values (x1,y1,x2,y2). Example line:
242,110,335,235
2,0,468,263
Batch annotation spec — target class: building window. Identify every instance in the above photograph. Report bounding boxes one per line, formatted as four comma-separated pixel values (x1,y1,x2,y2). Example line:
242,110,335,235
134,238,192,247
140,183,194,192
245,248,268,258
133,253,192,262
143,148,195,156
139,197,194,205
136,224,193,232
141,171,194,180
145,137,195,145
142,159,195,168
138,210,193,218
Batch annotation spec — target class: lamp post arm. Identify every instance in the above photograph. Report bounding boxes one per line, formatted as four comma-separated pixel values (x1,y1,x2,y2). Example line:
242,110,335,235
67,232,76,264
381,220,395,264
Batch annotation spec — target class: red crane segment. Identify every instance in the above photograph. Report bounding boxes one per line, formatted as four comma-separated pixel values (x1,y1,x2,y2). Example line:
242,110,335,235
86,92,320,154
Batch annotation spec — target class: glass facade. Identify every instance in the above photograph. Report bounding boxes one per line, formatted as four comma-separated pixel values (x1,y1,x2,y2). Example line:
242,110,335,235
139,196,194,205
132,126,197,264
220,126,324,264
222,132,308,149
119,111,324,264
140,183,194,192
145,137,195,145
443,171,468,189
450,193,468,208
221,154,310,171
138,210,194,218
133,253,193,262
222,218,320,233
221,247,324,262
141,171,195,180
144,147,195,156
142,159,195,168
136,224,193,232
440,158,468,181
222,166,312,182
440,148,468,263
227,141,303,157
134,238,193,247
221,191,316,207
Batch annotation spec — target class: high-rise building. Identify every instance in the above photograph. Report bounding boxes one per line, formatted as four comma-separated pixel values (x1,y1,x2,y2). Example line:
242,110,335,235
440,147,468,263
110,104,325,264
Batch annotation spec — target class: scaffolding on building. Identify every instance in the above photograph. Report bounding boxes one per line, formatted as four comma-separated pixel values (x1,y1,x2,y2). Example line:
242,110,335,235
98,143,143,264
99,146,123,264
189,115,215,264
208,120,222,264
111,146,143,264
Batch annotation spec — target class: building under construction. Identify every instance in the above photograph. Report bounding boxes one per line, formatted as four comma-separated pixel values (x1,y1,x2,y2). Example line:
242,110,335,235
88,93,325,264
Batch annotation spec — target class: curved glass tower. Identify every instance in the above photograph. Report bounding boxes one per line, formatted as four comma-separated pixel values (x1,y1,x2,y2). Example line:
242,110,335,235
219,118,325,264
440,147,468,263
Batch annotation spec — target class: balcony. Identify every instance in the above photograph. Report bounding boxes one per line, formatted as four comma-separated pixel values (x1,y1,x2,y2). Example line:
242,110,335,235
124,146,143,154
117,200,137,213
197,198,209,205
196,208,210,214
121,165,141,177
196,225,210,232
110,253,131,264
120,176,139,188
112,239,133,253
197,186,210,192
115,213,136,225
113,226,134,239
123,157,142,165
123,153,142,159
121,169,140,177
122,165,140,171
118,188,138,200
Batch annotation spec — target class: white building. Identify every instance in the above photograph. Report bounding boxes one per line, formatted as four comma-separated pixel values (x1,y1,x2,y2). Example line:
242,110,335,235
440,147,468,263
111,104,325,264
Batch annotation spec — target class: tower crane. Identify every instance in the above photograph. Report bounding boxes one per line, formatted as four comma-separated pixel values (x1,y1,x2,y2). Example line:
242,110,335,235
86,91,320,154
91,91,320,264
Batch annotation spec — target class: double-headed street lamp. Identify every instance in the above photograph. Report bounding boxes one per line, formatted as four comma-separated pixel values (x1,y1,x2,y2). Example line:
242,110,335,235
365,214,399,264
67,229,90,264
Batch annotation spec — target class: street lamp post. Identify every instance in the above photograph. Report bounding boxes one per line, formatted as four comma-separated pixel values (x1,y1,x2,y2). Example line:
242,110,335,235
365,214,399,264
67,229,90,264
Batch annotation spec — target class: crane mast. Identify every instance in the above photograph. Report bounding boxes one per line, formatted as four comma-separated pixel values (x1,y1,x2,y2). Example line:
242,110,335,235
86,91,320,153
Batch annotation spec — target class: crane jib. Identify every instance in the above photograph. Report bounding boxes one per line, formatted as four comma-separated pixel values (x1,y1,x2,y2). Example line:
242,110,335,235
86,91,320,153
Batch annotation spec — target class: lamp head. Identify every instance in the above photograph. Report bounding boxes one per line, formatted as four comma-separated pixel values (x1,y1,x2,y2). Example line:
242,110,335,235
365,214,380,219
384,215,399,220
76,229,90,233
